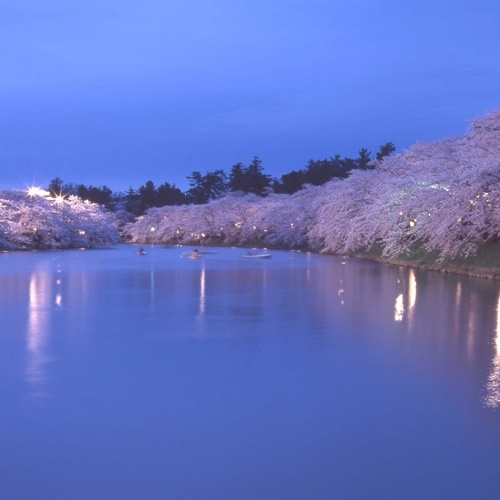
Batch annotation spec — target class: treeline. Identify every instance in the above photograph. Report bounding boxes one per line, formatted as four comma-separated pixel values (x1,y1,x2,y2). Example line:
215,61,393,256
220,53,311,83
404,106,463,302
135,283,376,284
123,110,500,262
46,143,395,215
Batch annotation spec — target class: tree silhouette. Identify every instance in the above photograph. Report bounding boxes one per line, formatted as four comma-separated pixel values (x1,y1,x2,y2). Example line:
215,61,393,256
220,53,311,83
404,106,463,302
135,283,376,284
47,177,64,197
356,148,373,170
77,184,113,207
376,142,396,161
228,157,272,195
157,182,185,206
228,163,247,192
186,169,228,204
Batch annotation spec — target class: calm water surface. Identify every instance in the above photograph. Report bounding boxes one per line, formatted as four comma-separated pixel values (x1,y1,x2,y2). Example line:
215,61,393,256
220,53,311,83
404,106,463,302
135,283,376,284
0,245,499,499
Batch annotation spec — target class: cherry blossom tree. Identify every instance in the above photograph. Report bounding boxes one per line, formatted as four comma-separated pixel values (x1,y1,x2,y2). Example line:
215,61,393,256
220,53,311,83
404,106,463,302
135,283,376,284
0,189,120,250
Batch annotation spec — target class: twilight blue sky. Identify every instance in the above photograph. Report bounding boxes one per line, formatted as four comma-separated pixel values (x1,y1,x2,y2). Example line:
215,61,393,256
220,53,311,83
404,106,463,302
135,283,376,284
1,0,499,193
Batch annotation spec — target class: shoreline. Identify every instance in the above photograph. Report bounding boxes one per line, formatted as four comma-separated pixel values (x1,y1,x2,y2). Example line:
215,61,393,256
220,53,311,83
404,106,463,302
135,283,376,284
211,240,500,281
348,242,500,281
349,252,500,281
4,238,499,281
126,239,500,281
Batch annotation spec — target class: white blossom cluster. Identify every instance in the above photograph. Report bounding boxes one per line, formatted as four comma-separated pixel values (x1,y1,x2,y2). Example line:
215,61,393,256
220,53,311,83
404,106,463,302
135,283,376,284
0,189,120,250
123,187,323,250
311,109,500,260
124,110,499,261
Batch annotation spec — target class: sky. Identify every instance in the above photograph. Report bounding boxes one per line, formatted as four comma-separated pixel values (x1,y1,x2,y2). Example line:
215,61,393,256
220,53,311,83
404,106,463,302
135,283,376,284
1,0,499,193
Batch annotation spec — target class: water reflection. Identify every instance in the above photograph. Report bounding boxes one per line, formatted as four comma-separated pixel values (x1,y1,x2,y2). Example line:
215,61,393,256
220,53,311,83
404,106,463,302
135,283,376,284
407,269,417,330
467,308,476,363
199,265,206,316
338,259,345,305
313,259,500,406
0,246,498,413
484,292,500,408
27,266,53,398
150,268,155,303
455,281,462,307
394,293,404,321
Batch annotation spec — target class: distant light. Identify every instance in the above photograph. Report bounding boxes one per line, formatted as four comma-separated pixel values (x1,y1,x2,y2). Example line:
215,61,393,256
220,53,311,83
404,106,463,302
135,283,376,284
27,186,49,197
150,227,155,232
79,230,86,235
54,195,65,204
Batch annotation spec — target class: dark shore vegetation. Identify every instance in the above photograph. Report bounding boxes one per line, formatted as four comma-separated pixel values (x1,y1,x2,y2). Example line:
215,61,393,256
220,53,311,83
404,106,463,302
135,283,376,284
351,242,500,280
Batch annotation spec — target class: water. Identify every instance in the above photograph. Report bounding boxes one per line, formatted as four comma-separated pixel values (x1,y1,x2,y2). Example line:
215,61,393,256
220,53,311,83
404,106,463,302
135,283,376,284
0,245,499,499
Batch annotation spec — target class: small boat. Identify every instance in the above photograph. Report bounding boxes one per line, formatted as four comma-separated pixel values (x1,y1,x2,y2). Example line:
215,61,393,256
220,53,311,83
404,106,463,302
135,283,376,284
243,250,272,259
188,249,202,259
137,247,147,255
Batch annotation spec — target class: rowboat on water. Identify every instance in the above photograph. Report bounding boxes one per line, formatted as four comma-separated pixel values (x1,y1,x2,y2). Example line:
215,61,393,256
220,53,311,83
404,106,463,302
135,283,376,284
243,250,272,259
188,249,202,259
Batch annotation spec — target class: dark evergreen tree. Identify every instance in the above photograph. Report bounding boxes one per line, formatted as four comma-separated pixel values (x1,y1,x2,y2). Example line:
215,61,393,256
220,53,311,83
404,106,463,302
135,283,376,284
244,156,272,195
228,157,272,195
186,169,228,204
304,155,348,185
356,148,373,170
340,157,358,174
138,180,157,212
47,177,64,197
228,163,247,192
77,184,113,206
61,182,79,196
157,182,185,206
376,142,396,161
124,187,141,215
274,170,306,194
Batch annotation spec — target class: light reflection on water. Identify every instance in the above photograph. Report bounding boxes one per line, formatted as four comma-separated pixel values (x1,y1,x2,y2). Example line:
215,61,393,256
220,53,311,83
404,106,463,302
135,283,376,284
27,265,53,398
394,293,404,321
199,264,206,317
0,245,499,499
407,269,417,330
484,292,500,408
2,249,498,407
